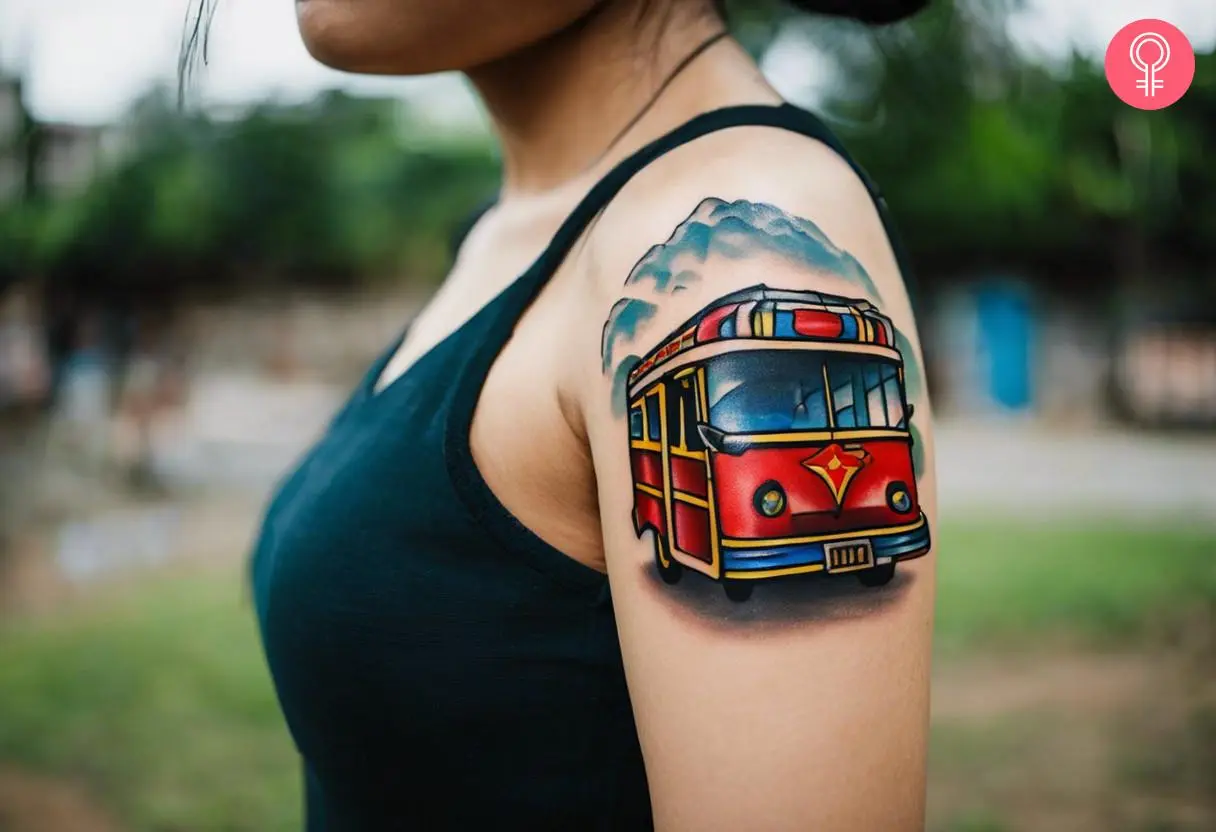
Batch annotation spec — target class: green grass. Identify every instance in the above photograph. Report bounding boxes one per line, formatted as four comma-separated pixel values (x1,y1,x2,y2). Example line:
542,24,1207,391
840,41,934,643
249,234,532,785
0,518,1213,830
0,577,300,831
934,520,1216,654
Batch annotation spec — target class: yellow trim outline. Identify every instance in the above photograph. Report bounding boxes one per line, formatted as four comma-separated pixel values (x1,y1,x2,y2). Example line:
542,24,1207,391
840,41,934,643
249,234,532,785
650,385,675,572
696,366,723,577
725,563,826,580
669,446,706,460
734,428,910,444
822,361,837,429
725,541,929,580
672,490,709,509
634,483,663,499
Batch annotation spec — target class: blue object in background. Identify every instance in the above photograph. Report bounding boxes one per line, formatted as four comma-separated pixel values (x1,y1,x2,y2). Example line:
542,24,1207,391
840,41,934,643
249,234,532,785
975,281,1034,411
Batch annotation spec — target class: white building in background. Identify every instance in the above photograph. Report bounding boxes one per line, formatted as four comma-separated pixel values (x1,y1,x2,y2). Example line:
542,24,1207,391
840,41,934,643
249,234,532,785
0,69,114,202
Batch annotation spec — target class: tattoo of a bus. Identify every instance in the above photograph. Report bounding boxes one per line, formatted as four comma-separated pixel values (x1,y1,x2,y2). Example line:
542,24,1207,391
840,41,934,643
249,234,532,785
623,285,930,602
601,197,883,418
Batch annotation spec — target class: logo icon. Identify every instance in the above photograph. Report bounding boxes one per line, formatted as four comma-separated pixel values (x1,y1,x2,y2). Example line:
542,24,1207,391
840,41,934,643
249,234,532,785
802,443,869,508
1131,32,1170,97
1106,19,1194,110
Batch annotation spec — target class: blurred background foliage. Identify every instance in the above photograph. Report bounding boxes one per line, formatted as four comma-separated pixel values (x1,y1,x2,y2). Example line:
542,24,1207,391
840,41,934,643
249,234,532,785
0,91,499,296
0,0,1212,306
1,3,1214,830
811,0,1215,293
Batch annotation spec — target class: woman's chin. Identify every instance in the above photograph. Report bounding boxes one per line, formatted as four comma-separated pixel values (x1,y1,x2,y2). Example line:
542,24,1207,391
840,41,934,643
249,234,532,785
294,0,601,76
294,0,429,75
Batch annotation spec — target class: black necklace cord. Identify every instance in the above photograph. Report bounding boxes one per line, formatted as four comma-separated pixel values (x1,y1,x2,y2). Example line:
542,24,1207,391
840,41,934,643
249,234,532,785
589,29,731,171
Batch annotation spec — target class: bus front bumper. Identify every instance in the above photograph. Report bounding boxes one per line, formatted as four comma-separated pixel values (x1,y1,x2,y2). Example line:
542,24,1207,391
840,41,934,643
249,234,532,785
720,515,930,579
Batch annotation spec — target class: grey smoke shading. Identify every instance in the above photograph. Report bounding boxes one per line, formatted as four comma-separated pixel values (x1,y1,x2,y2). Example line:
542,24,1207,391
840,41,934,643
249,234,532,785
625,197,880,298
612,355,641,417
601,297,658,373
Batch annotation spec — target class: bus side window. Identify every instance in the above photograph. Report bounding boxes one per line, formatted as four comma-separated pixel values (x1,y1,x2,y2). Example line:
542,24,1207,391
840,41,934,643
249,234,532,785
666,391,682,446
629,404,644,440
831,364,858,428
829,359,906,429
882,365,906,427
681,386,704,450
645,395,662,442
864,363,886,427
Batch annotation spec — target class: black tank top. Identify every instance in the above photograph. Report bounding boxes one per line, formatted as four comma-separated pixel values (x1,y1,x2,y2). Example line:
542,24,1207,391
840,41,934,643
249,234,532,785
251,103,910,830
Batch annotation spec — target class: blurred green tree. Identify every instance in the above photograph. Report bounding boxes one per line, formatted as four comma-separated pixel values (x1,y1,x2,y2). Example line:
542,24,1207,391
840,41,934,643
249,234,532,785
22,87,498,299
802,0,1215,298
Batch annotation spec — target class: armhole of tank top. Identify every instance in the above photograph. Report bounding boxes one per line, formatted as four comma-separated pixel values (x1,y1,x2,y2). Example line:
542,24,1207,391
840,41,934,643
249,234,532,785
443,102,914,593
781,108,920,307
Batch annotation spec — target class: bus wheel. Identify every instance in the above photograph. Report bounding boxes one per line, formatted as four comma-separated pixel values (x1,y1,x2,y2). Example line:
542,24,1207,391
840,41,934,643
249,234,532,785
655,537,683,585
723,580,754,602
858,563,896,587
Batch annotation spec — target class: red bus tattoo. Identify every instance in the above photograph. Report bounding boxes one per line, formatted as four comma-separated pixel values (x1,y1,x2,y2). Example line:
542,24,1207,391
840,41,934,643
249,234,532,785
625,285,930,602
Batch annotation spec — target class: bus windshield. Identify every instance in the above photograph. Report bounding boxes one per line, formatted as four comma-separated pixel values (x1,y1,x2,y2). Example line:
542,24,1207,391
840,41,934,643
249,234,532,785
704,351,907,434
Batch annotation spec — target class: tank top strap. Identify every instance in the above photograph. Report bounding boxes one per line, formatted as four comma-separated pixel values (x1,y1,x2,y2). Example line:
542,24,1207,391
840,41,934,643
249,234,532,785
498,102,914,321
523,103,859,294
458,105,850,400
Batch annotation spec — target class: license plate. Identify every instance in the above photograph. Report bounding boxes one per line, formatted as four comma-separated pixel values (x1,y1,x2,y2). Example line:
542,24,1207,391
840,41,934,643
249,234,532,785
824,540,874,573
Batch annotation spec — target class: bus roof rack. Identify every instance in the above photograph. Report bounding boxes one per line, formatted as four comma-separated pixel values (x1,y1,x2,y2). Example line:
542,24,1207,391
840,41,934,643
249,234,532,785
625,284,892,390
705,284,876,314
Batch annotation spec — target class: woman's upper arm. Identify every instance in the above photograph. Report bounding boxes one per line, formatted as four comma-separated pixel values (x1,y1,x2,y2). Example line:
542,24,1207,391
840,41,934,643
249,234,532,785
580,143,937,831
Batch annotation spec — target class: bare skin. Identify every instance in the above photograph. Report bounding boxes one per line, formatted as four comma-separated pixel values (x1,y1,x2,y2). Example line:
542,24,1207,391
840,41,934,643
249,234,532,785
303,0,935,827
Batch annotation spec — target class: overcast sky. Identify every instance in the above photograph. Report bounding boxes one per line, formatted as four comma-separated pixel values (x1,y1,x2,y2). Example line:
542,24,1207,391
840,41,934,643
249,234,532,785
1,0,1213,125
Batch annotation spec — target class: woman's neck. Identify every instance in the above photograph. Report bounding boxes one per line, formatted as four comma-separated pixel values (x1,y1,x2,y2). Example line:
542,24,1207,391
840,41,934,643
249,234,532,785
465,2,775,197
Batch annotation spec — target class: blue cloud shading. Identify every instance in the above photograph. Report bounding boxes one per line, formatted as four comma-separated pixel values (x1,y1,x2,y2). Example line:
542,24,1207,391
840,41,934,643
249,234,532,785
893,326,927,482
910,420,925,485
625,197,880,298
894,326,922,401
601,298,658,373
611,355,642,417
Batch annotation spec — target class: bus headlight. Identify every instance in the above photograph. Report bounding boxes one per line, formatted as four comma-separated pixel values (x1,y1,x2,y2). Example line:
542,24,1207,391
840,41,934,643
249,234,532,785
886,481,913,514
753,481,786,517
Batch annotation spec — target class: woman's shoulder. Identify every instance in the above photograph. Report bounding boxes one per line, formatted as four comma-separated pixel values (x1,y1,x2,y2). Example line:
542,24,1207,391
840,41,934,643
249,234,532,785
583,117,899,303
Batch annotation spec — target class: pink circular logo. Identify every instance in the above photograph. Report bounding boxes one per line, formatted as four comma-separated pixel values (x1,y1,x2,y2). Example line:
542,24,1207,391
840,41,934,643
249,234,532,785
1105,19,1195,110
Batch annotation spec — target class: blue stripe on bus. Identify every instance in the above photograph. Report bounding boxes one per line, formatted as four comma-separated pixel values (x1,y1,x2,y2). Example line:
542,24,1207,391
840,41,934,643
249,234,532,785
720,519,930,572
774,310,797,338
839,313,859,340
